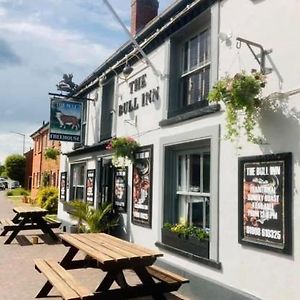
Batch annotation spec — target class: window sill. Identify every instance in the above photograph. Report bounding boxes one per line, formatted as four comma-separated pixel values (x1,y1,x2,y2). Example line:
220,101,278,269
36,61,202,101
155,241,222,270
159,104,220,127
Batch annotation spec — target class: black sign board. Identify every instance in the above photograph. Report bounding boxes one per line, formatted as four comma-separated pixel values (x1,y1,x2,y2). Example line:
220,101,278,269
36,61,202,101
86,169,95,204
60,172,67,201
132,145,153,228
113,168,128,213
238,153,292,254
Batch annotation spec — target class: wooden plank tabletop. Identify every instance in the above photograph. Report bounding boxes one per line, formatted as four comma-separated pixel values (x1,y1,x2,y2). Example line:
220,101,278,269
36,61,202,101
60,233,163,266
13,206,48,215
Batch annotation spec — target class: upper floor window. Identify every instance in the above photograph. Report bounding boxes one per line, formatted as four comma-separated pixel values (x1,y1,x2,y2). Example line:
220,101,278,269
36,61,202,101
181,29,210,107
168,11,211,118
100,78,114,141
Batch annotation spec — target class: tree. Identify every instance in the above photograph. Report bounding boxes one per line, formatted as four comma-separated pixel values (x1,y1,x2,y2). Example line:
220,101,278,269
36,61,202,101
0,164,6,177
5,154,25,185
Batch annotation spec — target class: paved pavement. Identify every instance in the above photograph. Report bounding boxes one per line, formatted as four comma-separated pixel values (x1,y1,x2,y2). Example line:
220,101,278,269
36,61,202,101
0,191,189,300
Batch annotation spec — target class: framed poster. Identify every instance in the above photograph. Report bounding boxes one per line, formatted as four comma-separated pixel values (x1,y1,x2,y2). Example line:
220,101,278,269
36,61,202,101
60,172,67,201
86,169,95,204
113,168,128,213
132,145,153,228
238,153,292,254
49,98,82,142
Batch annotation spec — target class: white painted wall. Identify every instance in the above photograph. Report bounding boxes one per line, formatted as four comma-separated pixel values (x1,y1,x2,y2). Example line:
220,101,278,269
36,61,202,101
58,1,300,299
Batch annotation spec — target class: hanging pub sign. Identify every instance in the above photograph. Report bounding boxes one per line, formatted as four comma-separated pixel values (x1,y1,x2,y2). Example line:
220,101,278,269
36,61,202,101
113,168,128,213
238,153,292,254
49,98,82,142
86,169,95,204
132,145,153,228
60,172,67,201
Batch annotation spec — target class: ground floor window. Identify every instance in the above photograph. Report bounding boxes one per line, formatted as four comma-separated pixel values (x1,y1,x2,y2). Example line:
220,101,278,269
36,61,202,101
163,139,212,260
70,163,85,201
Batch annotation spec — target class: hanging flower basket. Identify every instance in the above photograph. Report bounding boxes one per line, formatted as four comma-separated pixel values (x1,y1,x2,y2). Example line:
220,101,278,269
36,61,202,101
208,71,266,144
106,137,140,168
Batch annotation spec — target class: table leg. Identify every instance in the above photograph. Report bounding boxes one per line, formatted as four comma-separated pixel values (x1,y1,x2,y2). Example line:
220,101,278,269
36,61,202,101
36,281,53,298
35,217,58,241
60,246,79,268
12,213,21,223
95,271,116,292
134,267,167,300
4,217,28,244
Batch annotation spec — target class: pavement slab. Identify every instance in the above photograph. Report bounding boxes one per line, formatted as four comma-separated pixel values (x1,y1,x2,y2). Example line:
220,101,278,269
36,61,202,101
0,191,189,300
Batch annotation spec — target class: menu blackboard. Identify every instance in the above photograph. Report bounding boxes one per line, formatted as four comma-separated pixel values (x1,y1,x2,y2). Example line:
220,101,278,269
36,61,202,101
238,153,292,254
86,169,95,204
60,172,67,201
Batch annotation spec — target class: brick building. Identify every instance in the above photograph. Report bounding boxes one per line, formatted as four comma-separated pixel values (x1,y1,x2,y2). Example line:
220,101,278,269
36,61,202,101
24,149,33,190
30,122,60,199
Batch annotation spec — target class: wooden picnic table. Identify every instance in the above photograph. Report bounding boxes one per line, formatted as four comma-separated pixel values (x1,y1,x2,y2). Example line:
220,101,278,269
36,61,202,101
0,206,61,244
35,233,189,300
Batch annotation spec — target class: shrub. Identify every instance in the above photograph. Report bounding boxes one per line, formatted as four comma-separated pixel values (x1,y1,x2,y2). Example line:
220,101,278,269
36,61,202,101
36,187,58,214
6,188,29,196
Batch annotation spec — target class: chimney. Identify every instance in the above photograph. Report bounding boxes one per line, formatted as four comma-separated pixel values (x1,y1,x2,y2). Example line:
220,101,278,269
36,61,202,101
131,0,159,36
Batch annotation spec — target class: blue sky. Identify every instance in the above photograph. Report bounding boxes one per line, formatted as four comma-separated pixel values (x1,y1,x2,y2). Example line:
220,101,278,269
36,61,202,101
0,0,173,164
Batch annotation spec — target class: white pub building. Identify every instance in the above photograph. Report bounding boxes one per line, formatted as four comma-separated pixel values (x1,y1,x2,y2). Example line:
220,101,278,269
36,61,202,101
57,1,300,299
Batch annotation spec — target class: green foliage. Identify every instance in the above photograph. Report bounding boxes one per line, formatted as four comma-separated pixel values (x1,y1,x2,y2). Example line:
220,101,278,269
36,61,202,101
0,164,6,177
208,71,266,143
6,187,29,196
5,154,25,185
6,190,13,196
44,147,60,160
107,137,140,167
68,201,119,233
36,187,58,214
42,171,51,187
163,223,209,240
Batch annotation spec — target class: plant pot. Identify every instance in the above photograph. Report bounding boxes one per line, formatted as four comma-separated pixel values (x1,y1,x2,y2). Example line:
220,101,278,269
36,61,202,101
161,228,209,259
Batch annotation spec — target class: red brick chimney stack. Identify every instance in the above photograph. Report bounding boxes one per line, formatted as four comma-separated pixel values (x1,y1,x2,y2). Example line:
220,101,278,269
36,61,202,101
131,0,159,36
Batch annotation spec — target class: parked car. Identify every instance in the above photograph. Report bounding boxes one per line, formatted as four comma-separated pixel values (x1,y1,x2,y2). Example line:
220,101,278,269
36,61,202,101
0,182,5,190
10,181,20,189
0,178,8,189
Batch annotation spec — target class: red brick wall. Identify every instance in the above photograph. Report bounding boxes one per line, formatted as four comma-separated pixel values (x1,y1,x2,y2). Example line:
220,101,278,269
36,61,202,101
31,127,60,199
24,149,33,190
131,0,158,35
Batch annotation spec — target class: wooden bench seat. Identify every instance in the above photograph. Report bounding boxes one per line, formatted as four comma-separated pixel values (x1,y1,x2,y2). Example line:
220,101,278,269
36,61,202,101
43,217,62,229
146,265,189,287
0,218,18,229
34,259,93,300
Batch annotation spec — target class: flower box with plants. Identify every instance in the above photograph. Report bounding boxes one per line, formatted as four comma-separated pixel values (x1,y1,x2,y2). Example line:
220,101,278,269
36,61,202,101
106,136,140,168
162,223,209,258
208,71,266,144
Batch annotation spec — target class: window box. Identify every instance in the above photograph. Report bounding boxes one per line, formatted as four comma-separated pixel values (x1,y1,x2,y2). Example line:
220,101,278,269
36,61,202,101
161,227,209,259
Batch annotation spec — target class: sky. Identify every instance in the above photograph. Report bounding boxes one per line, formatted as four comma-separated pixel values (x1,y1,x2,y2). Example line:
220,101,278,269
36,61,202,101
0,0,173,164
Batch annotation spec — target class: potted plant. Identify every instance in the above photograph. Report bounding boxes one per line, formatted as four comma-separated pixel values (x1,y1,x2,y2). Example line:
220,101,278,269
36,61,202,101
106,136,140,168
208,71,266,144
162,223,209,258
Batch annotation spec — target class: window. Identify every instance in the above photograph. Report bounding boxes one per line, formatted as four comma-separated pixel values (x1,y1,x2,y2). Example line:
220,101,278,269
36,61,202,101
181,29,210,107
176,150,210,229
70,163,85,201
100,78,114,141
162,127,220,264
168,11,212,118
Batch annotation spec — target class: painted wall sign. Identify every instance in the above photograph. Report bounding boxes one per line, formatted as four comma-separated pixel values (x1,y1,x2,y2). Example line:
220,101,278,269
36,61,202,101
238,153,292,254
60,172,67,201
49,98,82,142
118,74,159,116
86,169,95,204
113,168,128,213
132,145,153,228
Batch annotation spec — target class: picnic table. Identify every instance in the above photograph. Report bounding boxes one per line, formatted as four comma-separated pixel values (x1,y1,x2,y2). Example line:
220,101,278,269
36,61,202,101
35,233,189,300
0,206,61,244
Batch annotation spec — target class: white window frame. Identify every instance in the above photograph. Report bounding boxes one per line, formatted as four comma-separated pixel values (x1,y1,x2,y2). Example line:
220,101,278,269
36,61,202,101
181,27,211,106
176,149,210,229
